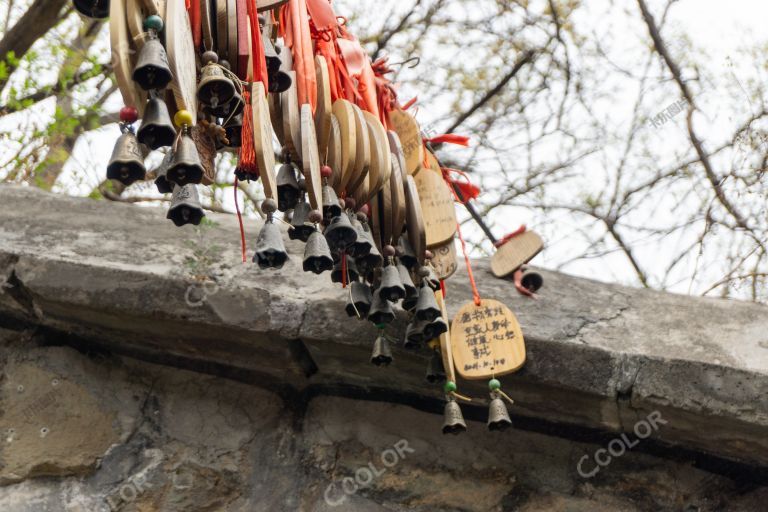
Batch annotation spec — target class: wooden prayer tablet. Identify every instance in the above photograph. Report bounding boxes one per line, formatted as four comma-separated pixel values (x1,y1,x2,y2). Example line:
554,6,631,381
327,114,343,189
404,175,426,265
236,0,249,79
436,291,456,384
252,82,278,201
419,149,441,176
347,104,371,197
490,231,545,278
110,0,147,114
301,104,323,210
315,56,333,164
362,115,382,202
257,0,289,11
127,0,150,46
370,187,383,250
331,99,357,194
351,173,370,217
227,0,239,76
389,153,406,240
280,71,302,161
166,0,198,120
201,0,214,50
388,108,423,175
268,90,284,144
431,238,458,280
363,111,391,201
216,0,228,59
414,167,457,247
451,299,526,380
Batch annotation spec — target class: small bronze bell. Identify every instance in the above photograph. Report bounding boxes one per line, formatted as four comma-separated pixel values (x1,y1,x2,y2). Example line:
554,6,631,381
331,255,360,284
167,129,204,186
521,271,544,293
303,230,334,274
166,184,205,227
73,0,109,18
371,335,393,366
398,235,418,270
487,395,513,432
402,285,419,312
263,36,282,75
414,284,441,322
107,130,146,186
289,201,316,242
368,289,395,325
268,43,293,94
345,281,373,318
350,218,373,258
224,114,243,148
197,52,236,110
378,264,406,302
137,97,176,150
277,163,300,212
322,185,342,221
324,213,358,253
253,220,289,269
442,399,467,435
426,350,446,384
423,265,441,291
404,320,426,349
355,229,383,270
398,264,417,297
205,90,244,118
423,316,448,340
132,32,173,91
154,150,174,194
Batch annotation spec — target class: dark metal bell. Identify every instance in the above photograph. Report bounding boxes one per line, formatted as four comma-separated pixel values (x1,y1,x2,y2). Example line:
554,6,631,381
154,150,174,194
487,396,513,432
303,230,334,274
253,221,289,269
166,184,205,227
423,316,448,340
443,399,467,435
198,64,236,110
324,213,358,252
423,266,441,291
402,285,419,312
167,132,204,186
521,271,544,293
322,185,342,221
414,284,441,322
398,235,418,270
268,42,292,94
331,255,360,284
205,91,244,118
224,114,243,148
368,289,395,325
73,0,109,18
398,264,417,297
107,131,146,186
371,335,393,366
289,201,316,242
403,320,426,349
137,97,176,150
277,164,300,212
350,221,373,258
378,265,406,302
132,33,172,91
426,350,446,384
263,36,282,74
355,229,383,270
345,281,373,318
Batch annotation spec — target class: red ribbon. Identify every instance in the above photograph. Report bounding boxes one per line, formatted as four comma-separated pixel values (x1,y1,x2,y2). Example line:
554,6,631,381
425,134,470,147
494,225,527,248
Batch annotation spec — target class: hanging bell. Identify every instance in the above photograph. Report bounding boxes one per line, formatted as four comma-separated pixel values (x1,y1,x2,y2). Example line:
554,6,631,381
322,185,342,221
206,90,244,118
107,129,146,186
423,316,448,341
166,184,205,227
402,285,419,312
423,265,441,291
277,163,300,212
398,235,418,270
137,96,176,150
487,395,513,432
197,52,236,110
263,36,282,75
521,271,544,293
253,220,289,269
324,213,358,252
345,281,373,318
414,284,441,322
442,399,467,435
403,320,426,349
355,229,383,270
368,289,395,325
303,230,334,274
132,29,172,91
371,335,393,366
378,264,406,302
73,0,109,18
426,350,446,384
166,130,204,186
398,264,417,297
224,114,243,148
331,255,360,284
289,201,316,242
154,150,174,194
268,43,293,94
350,216,374,258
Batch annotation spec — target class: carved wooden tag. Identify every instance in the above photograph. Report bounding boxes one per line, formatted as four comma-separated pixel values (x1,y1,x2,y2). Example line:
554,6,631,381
451,299,526,380
430,239,458,280
389,150,406,241
216,0,228,62
388,109,423,175
315,56,333,163
404,175,426,265
347,104,371,197
436,291,456,384
331,99,357,194
166,0,198,120
227,0,239,76
281,71,301,161
201,0,214,50
414,167,457,247
301,104,322,210
252,82,277,200
328,114,343,190
110,0,147,114
490,231,544,278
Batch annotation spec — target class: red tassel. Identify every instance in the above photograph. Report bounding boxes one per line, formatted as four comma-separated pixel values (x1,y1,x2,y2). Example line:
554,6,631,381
237,88,259,177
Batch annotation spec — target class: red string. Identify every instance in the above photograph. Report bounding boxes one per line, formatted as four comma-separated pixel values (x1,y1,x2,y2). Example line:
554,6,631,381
341,250,348,288
190,0,201,47
234,177,247,263
439,279,446,298
425,134,470,147
246,0,269,91
455,222,481,306
237,88,258,176
494,225,527,248
441,167,480,204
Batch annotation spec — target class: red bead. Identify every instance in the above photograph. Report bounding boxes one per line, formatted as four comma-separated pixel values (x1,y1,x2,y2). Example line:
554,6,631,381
359,204,370,216
383,245,396,257
344,197,356,210
424,250,434,260
321,165,333,179
119,106,139,124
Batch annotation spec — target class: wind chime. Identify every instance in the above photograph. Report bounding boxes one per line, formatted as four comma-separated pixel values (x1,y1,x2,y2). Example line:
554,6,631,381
78,0,546,434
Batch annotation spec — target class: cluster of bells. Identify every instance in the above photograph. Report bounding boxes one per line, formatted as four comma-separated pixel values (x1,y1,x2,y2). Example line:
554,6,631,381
106,13,292,227
441,379,514,435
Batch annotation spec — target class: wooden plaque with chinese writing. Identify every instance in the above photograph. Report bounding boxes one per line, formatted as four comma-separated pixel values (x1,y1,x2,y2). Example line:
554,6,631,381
431,238,458,280
328,114,343,189
301,104,322,210
347,104,371,197
315,56,333,163
388,108,423,175
414,167,457,247
490,231,544,278
404,175,426,265
451,299,525,380
331,99,357,194
252,82,277,200
281,71,302,161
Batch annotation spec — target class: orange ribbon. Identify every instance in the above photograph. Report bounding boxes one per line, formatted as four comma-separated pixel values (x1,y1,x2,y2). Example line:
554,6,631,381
280,0,317,111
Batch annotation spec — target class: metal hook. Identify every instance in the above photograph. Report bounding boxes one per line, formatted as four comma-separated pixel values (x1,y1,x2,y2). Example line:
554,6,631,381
389,56,421,70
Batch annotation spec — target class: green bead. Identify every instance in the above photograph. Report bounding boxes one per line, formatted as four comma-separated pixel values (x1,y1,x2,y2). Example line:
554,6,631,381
444,381,457,393
375,324,386,331
489,378,501,391
144,15,164,32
